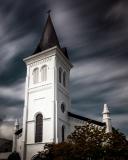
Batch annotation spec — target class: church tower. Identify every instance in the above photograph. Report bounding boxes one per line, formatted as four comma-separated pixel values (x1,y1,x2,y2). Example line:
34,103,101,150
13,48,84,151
21,13,72,160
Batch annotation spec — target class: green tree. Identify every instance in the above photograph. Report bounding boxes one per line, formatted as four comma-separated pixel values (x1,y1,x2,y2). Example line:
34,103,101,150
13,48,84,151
40,122,128,160
103,128,128,160
67,123,106,159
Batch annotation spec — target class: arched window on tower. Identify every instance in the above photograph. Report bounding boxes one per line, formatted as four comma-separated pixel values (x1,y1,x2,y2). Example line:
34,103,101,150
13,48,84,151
33,68,39,84
62,125,65,142
41,65,47,82
59,67,62,83
63,71,66,87
35,114,43,143
61,103,65,113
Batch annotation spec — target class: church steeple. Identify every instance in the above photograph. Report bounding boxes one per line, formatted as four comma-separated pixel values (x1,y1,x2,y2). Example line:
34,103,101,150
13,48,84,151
33,12,69,59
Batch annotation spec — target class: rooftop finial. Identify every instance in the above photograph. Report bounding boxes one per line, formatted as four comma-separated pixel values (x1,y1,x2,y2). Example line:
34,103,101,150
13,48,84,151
15,119,19,126
102,104,112,133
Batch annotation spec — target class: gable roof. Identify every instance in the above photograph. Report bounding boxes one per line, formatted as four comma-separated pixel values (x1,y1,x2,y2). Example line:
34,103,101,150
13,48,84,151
68,112,106,126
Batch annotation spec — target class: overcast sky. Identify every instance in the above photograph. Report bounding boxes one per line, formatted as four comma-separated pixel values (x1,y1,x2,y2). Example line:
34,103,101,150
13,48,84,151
0,0,128,139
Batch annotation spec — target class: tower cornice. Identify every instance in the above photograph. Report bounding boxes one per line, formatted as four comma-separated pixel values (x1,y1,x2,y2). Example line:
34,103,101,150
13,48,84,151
23,46,73,69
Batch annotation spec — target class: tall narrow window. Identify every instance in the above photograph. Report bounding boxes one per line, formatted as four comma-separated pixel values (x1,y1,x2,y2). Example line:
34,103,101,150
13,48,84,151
63,72,66,87
62,125,65,142
61,103,65,113
33,68,39,84
41,65,47,82
59,67,62,83
35,114,43,143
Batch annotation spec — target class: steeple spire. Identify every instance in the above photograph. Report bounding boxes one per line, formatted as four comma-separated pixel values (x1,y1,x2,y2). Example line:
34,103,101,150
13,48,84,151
33,12,69,59
34,13,60,53
47,9,51,15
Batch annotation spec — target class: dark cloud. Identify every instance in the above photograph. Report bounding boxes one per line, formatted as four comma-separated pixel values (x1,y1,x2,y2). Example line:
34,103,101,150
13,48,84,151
0,0,128,137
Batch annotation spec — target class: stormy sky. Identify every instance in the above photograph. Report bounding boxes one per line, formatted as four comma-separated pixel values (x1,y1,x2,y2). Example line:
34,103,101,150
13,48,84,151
0,0,128,139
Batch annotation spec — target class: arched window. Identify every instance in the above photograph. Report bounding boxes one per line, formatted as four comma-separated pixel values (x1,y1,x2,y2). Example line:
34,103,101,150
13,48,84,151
62,125,65,142
61,103,65,113
41,65,47,82
35,114,43,143
63,72,66,87
33,68,39,84
59,67,62,83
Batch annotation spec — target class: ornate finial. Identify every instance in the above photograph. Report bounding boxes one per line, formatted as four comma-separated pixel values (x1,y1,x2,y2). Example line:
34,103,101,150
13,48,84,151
47,10,51,15
15,119,19,126
102,104,112,133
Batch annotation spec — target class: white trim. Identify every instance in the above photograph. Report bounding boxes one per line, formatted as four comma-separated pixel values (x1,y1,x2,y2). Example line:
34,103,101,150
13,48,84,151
23,46,73,69
34,113,43,143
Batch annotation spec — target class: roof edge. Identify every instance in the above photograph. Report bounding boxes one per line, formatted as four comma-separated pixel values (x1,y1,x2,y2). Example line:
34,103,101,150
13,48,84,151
68,112,106,127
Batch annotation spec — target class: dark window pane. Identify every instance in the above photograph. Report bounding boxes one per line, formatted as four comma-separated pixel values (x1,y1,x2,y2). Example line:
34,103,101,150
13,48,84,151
59,68,62,83
62,125,65,142
63,72,66,87
61,104,65,113
35,114,43,142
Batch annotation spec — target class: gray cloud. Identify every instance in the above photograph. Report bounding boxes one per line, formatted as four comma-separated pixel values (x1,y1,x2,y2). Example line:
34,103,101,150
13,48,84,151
0,121,14,140
0,0,128,138
0,104,23,122
70,59,128,134
0,79,25,100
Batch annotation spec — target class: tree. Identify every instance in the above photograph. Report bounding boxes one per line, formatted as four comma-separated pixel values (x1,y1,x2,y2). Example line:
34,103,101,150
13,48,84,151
8,151,21,160
67,123,106,159
40,122,128,160
103,128,128,160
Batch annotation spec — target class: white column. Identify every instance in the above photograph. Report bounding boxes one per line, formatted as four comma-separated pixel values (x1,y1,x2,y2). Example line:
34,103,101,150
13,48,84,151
54,57,58,143
102,104,112,133
21,65,30,160
12,119,19,152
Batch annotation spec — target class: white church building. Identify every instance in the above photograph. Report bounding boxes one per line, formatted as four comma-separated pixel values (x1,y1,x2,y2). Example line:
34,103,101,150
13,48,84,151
11,13,112,160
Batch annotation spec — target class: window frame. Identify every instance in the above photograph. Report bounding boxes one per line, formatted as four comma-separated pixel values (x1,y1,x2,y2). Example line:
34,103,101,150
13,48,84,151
63,71,66,87
59,67,62,83
62,125,65,142
41,65,47,82
35,113,43,143
32,68,39,84
61,103,65,113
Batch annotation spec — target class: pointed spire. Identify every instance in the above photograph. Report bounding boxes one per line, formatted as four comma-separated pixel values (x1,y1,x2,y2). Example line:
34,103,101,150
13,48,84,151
33,12,69,59
14,119,19,131
40,13,60,50
34,12,60,52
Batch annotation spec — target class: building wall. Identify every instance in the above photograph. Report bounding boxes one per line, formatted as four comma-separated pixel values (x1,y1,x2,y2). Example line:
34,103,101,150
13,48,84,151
69,118,87,134
24,50,56,160
26,144,45,160
0,152,11,160
21,47,72,160
56,52,72,142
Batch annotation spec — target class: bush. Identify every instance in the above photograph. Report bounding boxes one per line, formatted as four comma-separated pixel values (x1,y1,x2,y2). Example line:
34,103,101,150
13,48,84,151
39,123,128,160
8,151,21,160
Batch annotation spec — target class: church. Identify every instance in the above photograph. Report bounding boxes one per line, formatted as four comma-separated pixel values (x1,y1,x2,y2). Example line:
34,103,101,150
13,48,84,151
10,13,112,160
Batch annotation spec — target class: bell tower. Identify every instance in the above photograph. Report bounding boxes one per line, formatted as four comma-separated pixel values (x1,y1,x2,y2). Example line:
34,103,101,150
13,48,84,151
21,13,72,160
